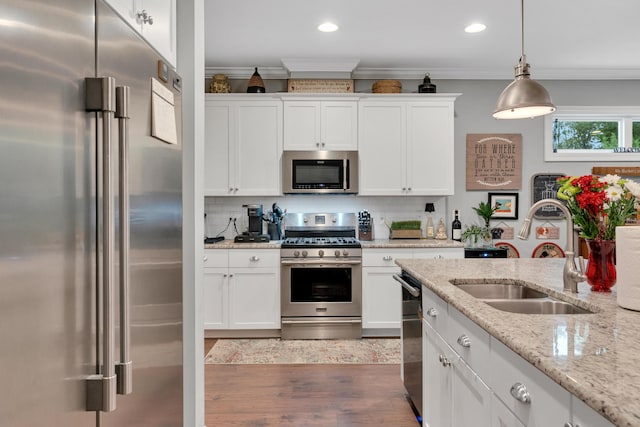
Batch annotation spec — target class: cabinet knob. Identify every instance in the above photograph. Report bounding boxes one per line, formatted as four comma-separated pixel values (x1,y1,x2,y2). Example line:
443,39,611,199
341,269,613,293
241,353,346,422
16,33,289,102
203,256,208,262
402,187,406,191
426,307,438,318
229,274,234,278
250,255,260,262
316,142,320,147
234,188,239,192
136,10,154,25
509,382,531,404
223,274,227,278
457,334,471,348
408,187,412,191
383,255,393,261
433,254,444,259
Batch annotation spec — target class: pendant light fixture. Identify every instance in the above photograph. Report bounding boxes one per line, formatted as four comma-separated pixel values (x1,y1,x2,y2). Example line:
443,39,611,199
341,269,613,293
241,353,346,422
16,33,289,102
493,0,556,119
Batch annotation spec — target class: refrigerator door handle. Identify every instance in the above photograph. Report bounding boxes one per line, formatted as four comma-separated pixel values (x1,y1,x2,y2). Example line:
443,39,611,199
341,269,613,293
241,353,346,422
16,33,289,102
115,85,133,395
85,77,118,412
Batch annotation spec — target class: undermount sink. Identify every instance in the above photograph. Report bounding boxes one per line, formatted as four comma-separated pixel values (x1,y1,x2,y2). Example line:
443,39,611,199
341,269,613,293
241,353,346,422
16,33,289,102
455,283,548,299
483,299,594,315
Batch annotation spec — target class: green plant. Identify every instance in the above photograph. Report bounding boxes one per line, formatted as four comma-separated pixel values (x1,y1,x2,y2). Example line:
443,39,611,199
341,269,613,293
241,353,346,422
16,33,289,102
461,224,492,246
390,220,422,230
473,201,498,227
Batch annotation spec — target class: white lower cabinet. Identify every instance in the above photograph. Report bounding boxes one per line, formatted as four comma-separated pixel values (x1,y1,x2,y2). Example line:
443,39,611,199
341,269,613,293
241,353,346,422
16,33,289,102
422,320,491,427
203,249,280,331
420,287,614,427
362,247,463,336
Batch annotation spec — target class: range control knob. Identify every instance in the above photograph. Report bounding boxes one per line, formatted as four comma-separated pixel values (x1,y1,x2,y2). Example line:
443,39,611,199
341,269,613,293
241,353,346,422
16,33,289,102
293,250,300,257
343,250,349,257
335,250,341,258
301,250,308,258
318,250,324,258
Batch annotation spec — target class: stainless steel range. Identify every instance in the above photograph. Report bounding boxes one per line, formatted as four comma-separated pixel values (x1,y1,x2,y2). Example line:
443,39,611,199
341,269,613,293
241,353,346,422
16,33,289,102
280,213,362,339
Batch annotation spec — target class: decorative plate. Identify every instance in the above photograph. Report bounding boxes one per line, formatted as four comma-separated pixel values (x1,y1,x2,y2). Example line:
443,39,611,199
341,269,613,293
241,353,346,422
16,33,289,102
531,242,565,259
494,241,520,258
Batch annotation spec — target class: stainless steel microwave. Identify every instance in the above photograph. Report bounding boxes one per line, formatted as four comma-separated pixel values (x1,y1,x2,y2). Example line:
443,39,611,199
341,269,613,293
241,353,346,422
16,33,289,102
282,150,359,194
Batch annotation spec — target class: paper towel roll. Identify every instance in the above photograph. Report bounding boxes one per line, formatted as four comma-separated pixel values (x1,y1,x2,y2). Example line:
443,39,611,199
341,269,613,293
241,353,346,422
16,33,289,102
616,225,640,311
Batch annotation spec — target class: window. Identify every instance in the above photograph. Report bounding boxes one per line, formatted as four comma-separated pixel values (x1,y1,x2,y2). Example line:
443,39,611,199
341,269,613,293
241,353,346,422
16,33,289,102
544,107,640,161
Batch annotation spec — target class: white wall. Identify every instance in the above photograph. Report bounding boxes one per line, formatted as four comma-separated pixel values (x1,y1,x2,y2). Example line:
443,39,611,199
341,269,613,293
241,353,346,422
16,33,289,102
205,78,640,258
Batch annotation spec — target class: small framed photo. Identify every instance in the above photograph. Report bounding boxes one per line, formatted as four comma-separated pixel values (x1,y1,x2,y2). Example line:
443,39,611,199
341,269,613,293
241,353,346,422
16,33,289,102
489,192,519,220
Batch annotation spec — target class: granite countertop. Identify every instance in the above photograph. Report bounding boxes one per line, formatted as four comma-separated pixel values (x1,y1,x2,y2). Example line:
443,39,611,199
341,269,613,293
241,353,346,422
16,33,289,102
395,257,640,427
204,239,464,250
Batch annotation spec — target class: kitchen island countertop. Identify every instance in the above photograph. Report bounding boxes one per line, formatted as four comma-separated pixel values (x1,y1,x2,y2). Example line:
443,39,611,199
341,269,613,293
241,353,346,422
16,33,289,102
395,257,640,427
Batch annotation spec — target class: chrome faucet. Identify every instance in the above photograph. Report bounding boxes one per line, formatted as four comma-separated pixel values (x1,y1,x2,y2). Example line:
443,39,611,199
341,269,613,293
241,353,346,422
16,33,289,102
518,199,586,293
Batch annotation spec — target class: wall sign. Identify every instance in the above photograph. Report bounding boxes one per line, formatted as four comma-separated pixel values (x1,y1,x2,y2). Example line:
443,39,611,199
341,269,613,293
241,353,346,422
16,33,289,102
531,173,565,219
466,134,522,190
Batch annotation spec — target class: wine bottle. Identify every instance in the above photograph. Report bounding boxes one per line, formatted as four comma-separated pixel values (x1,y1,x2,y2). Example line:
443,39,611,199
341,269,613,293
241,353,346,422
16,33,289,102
451,209,462,241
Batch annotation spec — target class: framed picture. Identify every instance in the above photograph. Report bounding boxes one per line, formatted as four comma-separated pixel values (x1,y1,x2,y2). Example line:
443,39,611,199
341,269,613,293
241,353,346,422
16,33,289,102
531,173,565,219
489,192,519,220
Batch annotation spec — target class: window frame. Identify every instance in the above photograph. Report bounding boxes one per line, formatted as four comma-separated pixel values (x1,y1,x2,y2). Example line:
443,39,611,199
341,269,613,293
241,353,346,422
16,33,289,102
544,106,640,162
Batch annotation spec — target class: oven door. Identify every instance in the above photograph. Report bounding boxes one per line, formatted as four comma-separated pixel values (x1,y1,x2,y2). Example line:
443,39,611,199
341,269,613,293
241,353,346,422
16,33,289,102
281,260,362,317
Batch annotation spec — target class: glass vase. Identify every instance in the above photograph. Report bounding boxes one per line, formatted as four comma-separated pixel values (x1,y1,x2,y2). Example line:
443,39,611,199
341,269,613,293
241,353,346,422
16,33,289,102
585,239,617,292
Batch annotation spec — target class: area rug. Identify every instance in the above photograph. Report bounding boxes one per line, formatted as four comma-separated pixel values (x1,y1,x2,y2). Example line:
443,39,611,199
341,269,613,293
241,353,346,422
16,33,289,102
205,338,401,364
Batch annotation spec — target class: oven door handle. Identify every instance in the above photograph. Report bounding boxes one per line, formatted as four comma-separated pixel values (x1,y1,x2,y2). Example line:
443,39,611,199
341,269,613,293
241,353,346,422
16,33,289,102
282,319,362,324
281,259,362,266
393,274,421,298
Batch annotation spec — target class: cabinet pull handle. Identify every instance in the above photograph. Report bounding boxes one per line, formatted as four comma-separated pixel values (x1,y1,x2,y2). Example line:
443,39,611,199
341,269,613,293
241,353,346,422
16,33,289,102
383,255,393,261
433,254,444,259
136,10,154,25
250,256,260,262
510,382,531,404
457,334,471,348
426,307,438,318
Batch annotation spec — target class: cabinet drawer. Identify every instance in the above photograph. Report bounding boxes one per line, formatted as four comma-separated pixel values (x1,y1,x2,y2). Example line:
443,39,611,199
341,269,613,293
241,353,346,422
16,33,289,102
412,247,464,259
446,305,491,381
422,286,448,336
203,250,228,268
228,249,280,268
489,338,570,426
362,249,412,267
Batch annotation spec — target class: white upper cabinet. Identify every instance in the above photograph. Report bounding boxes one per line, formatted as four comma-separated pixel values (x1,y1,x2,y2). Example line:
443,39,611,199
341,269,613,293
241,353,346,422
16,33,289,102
105,0,176,66
283,97,358,151
358,94,459,196
204,95,283,196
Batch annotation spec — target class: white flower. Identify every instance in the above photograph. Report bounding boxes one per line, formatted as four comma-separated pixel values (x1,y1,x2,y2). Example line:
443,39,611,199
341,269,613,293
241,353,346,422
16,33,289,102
605,184,624,202
599,174,622,186
624,180,640,199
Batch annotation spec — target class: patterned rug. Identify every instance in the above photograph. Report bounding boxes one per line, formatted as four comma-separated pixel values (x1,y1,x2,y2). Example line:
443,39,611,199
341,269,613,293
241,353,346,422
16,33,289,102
205,338,401,364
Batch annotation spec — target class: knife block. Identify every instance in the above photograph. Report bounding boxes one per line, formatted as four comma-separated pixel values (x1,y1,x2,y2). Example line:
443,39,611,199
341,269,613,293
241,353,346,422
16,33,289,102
358,229,373,241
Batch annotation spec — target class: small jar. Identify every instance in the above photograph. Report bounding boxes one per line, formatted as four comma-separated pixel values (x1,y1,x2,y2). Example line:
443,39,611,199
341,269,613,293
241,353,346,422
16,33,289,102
210,74,231,93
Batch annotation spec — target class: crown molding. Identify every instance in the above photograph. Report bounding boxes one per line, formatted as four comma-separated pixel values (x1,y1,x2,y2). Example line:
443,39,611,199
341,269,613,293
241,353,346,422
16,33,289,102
205,66,640,81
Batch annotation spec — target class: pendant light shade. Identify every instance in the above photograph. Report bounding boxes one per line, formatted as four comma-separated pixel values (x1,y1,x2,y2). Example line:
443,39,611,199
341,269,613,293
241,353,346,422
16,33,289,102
493,0,556,119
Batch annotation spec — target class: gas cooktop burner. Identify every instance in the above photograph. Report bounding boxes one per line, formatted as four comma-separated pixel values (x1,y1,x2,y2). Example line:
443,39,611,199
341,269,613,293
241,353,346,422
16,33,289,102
281,236,361,248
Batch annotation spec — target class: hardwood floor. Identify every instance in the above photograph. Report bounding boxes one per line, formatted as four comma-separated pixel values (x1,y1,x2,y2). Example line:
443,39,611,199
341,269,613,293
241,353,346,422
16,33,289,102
204,339,420,427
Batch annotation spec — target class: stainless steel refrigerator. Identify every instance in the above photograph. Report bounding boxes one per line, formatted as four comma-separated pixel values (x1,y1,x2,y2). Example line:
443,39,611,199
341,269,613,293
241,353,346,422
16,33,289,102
0,0,183,425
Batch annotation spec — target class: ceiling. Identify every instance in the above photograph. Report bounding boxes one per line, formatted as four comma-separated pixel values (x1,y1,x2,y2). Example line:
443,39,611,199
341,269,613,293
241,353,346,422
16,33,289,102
204,0,640,81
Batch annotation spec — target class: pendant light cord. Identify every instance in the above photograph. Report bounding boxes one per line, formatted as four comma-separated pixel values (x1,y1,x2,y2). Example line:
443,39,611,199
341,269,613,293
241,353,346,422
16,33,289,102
520,0,525,59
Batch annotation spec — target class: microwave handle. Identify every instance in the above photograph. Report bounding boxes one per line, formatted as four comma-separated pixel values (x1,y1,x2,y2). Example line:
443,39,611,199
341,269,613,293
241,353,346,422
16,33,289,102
343,158,348,191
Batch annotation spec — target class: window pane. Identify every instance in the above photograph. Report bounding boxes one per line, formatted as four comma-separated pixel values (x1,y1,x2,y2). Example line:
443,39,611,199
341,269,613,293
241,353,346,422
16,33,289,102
633,121,640,148
552,119,619,150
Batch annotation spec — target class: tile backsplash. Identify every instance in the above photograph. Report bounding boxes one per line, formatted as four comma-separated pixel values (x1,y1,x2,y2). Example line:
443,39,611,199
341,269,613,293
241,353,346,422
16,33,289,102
204,195,449,240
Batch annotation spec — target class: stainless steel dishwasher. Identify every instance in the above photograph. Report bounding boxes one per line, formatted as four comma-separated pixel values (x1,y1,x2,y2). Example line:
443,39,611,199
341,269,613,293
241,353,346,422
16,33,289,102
393,272,423,424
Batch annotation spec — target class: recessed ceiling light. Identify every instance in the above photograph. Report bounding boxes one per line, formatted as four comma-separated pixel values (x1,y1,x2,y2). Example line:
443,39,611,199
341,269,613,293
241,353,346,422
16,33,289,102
465,23,486,33
318,22,339,32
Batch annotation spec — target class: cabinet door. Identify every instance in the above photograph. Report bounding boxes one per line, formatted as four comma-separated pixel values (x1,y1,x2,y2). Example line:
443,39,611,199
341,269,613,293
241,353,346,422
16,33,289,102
450,355,492,427
229,268,280,329
140,0,176,66
203,269,228,329
105,0,141,32
423,320,452,427
492,394,526,427
321,101,358,150
358,102,406,195
233,102,282,195
406,102,455,195
362,266,401,332
283,101,320,150
204,101,232,195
